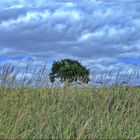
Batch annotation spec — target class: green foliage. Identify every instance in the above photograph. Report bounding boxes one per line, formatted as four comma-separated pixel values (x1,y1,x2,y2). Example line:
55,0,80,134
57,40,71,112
49,59,90,83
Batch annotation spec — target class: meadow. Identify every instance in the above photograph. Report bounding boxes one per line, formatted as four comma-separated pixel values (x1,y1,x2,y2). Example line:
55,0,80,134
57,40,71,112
0,64,140,139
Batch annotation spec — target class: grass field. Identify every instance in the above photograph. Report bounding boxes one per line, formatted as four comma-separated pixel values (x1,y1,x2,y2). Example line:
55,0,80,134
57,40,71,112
0,86,140,139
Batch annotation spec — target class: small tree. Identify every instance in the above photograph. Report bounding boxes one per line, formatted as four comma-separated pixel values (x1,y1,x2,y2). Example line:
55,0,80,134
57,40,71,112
49,59,90,84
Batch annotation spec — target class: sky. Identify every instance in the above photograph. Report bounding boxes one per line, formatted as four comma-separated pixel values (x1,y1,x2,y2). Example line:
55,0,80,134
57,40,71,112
0,0,140,84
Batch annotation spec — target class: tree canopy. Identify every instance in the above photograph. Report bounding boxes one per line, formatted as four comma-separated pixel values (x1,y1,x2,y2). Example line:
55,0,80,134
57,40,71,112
49,59,90,84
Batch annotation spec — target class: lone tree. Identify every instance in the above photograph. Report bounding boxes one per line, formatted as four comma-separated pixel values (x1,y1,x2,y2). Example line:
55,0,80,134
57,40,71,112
49,59,90,84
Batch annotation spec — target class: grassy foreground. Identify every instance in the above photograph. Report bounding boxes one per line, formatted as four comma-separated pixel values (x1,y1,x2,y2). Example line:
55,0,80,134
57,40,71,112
0,86,140,139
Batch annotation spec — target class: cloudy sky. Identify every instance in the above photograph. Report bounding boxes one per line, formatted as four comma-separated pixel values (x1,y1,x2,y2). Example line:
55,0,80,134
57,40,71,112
0,0,140,82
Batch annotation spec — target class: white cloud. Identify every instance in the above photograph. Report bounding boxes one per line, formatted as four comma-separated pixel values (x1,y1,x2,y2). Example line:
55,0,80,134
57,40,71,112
0,0,140,78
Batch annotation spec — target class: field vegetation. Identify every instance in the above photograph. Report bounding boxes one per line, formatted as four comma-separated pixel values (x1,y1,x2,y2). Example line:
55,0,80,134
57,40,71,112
0,64,140,139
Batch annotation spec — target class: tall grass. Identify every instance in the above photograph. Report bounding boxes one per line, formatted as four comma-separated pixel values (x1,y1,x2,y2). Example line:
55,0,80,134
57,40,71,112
0,64,140,139
0,64,139,88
